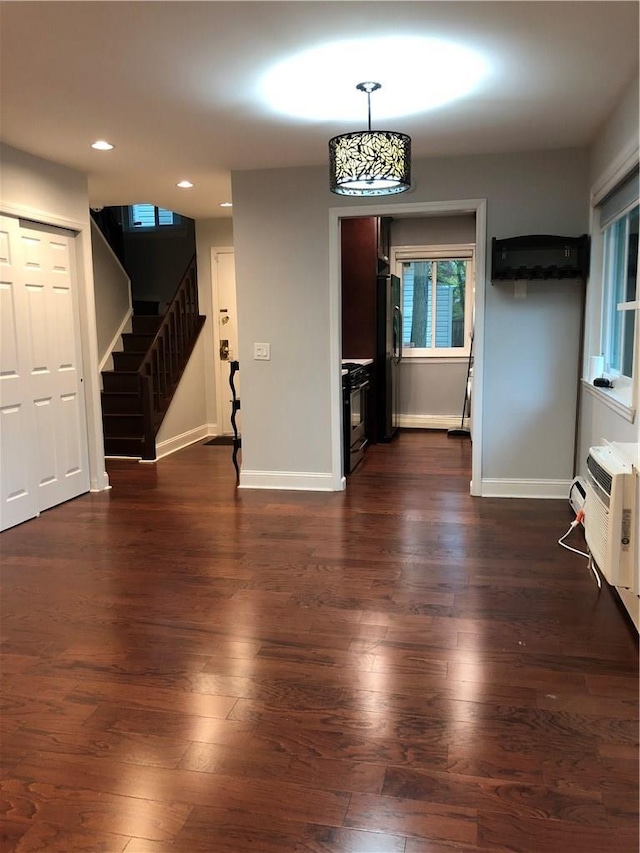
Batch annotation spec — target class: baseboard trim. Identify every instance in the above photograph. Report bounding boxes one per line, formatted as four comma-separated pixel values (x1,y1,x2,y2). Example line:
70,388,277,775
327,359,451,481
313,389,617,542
90,471,111,492
398,415,470,430
155,425,211,460
239,470,344,492
481,478,571,499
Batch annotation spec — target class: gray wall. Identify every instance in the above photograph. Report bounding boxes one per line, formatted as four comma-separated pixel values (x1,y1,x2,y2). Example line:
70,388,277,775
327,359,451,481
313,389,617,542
390,215,475,422
233,167,333,475
390,214,475,247
232,147,590,484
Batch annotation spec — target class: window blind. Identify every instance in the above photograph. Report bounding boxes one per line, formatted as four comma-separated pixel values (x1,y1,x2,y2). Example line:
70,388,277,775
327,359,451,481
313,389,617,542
157,208,174,226
598,165,639,228
131,204,156,228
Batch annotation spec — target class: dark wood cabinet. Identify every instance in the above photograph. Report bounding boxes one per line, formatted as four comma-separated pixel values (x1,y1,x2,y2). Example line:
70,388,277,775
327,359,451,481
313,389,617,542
341,216,392,354
341,217,377,359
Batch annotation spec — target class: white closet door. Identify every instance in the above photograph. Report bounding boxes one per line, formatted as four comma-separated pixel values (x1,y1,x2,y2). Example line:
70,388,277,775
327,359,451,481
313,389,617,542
0,215,90,531
0,216,38,529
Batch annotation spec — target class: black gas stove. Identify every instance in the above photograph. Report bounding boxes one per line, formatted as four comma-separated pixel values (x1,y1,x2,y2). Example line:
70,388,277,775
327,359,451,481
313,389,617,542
342,362,370,391
342,363,370,475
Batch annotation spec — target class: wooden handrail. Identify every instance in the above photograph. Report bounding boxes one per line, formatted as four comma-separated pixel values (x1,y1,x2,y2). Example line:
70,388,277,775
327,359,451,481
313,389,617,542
137,254,204,459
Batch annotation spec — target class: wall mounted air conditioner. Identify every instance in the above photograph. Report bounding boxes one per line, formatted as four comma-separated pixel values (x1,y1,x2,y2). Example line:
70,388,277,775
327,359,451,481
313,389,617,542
584,445,636,590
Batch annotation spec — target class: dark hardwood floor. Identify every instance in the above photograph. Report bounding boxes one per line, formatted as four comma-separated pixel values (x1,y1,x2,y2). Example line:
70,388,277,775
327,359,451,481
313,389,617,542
1,430,637,852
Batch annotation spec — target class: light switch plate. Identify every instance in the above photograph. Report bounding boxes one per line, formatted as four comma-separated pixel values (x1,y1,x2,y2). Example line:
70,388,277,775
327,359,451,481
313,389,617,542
254,342,271,360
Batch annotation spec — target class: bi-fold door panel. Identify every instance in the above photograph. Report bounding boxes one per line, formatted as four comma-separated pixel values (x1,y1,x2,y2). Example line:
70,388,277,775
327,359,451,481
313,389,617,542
0,217,38,529
0,215,90,531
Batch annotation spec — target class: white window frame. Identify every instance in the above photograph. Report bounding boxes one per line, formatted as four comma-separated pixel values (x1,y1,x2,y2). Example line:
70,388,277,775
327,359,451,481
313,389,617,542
584,159,639,423
392,243,474,359
601,202,638,392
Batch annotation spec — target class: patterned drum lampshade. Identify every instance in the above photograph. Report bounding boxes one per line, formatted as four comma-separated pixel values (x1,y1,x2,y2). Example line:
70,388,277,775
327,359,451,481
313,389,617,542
329,83,412,196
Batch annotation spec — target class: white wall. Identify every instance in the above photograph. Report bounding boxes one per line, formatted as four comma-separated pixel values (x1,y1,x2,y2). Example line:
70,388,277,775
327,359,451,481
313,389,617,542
0,143,108,492
578,387,637,454
232,148,589,489
589,76,639,186
91,219,131,364
577,74,640,473
155,332,209,456
0,143,90,221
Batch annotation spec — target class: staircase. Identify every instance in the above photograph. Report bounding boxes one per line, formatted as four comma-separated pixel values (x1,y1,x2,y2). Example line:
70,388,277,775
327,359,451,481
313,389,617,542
100,255,205,460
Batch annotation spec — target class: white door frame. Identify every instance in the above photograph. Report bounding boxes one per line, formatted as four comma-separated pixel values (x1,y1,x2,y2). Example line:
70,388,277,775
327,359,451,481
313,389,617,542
329,198,487,496
1,201,109,496
210,246,236,435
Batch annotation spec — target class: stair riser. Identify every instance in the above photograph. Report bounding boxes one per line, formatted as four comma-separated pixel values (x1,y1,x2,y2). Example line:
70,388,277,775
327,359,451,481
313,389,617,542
122,334,155,352
104,437,143,458
102,372,139,393
102,415,144,437
132,315,163,335
101,392,143,415
113,352,145,371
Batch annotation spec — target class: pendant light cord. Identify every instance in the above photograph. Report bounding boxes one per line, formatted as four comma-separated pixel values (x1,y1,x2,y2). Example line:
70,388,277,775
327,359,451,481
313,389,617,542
356,81,381,132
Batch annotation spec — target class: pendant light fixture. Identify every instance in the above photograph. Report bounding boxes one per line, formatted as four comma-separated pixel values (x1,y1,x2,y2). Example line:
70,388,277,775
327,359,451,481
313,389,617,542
329,82,411,196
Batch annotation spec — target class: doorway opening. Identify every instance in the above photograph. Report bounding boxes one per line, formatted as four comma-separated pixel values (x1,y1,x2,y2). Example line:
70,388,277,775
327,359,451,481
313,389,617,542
329,199,487,495
211,248,239,436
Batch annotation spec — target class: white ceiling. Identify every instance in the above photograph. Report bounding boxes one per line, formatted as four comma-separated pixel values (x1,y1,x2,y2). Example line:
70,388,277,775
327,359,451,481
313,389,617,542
1,1,638,220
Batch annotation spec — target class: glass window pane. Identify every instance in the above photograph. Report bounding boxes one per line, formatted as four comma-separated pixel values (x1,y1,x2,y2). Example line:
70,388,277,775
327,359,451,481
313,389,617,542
625,205,638,303
402,261,432,348
621,309,635,378
604,221,624,371
131,204,156,228
435,260,466,348
602,203,637,379
157,208,175,226
622,206,639,378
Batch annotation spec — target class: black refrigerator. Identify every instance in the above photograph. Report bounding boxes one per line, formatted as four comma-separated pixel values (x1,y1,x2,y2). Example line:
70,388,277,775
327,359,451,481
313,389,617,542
375,274,401,441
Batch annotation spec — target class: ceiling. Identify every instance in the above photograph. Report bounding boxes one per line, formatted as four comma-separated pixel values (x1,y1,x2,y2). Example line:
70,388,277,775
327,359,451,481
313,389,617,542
1,1,638,220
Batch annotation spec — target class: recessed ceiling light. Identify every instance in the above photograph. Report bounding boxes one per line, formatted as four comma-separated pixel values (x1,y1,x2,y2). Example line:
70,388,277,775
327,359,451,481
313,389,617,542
91,140,114,151
260,36,490,122
177,180,194,188
220,202,233,208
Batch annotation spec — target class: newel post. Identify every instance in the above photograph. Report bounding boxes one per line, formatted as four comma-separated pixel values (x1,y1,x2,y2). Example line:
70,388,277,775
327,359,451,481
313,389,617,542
139,372,156,461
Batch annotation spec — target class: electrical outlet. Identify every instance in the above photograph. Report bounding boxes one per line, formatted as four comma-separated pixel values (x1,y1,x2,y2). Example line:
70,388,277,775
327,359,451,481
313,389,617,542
254,342,271,361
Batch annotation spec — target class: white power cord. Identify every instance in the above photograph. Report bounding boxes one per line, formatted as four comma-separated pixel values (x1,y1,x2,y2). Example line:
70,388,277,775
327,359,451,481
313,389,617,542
558,515,602,589
558,519,589,558
588,554,602,590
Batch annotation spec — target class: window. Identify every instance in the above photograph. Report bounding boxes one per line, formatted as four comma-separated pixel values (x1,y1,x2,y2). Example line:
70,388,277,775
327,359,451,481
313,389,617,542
601,203,638,382
127,204,181,229
393,244,474,357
